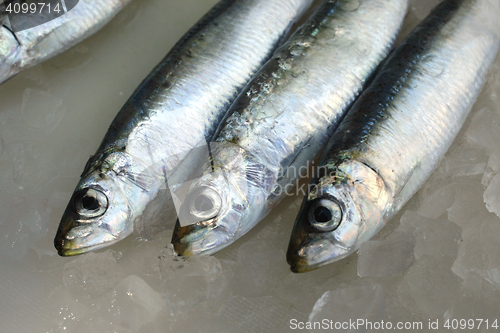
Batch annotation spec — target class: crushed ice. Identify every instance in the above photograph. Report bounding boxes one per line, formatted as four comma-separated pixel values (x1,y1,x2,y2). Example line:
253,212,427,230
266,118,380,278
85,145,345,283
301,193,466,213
0,0,500,332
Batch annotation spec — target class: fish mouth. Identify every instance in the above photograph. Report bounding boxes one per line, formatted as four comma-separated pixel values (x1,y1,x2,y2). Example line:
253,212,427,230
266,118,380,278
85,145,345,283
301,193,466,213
287,236,350,273
54,211,118,257
286,238,319,273
171,222,193,256
288,257,319,274
54,228,116,256
54,239,112,256
171,218,230,256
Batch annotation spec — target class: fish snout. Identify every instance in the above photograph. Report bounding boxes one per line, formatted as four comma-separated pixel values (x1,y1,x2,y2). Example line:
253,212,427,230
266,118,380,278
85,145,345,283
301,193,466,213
172,218,230,257
54,186,125,256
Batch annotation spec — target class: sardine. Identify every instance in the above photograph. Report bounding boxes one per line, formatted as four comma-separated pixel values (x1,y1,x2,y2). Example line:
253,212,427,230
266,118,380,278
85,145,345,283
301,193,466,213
0,0,131,84
287,0,500,273
54,0,313,256
171,0,409,256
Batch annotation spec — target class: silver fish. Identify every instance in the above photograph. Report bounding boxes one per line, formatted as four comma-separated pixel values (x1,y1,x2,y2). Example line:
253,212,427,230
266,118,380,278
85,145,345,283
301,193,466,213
54,0,313,256
0,0,131,84
287,0,500,273
171,0,408,256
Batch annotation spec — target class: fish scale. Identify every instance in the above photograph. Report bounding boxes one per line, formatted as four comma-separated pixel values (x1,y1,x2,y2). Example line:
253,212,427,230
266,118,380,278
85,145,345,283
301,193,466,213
287,0,500,272
172,0,409,257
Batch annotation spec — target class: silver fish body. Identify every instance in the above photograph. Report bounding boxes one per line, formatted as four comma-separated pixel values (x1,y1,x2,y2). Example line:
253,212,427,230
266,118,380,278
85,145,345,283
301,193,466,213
55,0,313,256
287,0,500,272
172,0,409,256
0,0,131,84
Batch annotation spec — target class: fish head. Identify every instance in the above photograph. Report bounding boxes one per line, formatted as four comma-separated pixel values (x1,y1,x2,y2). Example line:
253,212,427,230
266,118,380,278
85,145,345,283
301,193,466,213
55,150,159,256
172,146,269,256
287,160,391,273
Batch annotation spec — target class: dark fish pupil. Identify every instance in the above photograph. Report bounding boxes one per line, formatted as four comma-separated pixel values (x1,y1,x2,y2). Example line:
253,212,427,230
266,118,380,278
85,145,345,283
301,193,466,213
314,206,332,223
195,195,213,212
82,195,99,211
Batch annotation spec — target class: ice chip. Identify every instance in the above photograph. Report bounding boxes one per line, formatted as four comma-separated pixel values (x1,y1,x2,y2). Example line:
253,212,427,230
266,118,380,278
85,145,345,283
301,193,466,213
63,251,124,302
482,149,500,186
71,317,134,333
118,235,171,287
0,135,4,156
274,270,336,314
466,108,500,153
160,250,225,316
169,315,232,333
0,197,50,260
308,283,385,333
5,140,55,192
439,140,488,177
234,239,289,297
218,295,294,332
21,88,65,134
399,211,462,259
384,292,419,329
445,272,500,322
46,286,90,333
1,0,500,330
0,218,36,260
447,180,491,232
417,183,456,218
99,275,164,331
452,216,500,287
484,173,500,217
357,231,415,277
136,315,176,333
277,308,309,333
397,255,461,318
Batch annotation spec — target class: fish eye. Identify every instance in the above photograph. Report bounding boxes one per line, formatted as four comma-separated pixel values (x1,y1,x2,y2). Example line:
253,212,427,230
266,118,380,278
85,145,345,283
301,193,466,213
308,198,342,232
188,186,222,221
73,188,108,218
